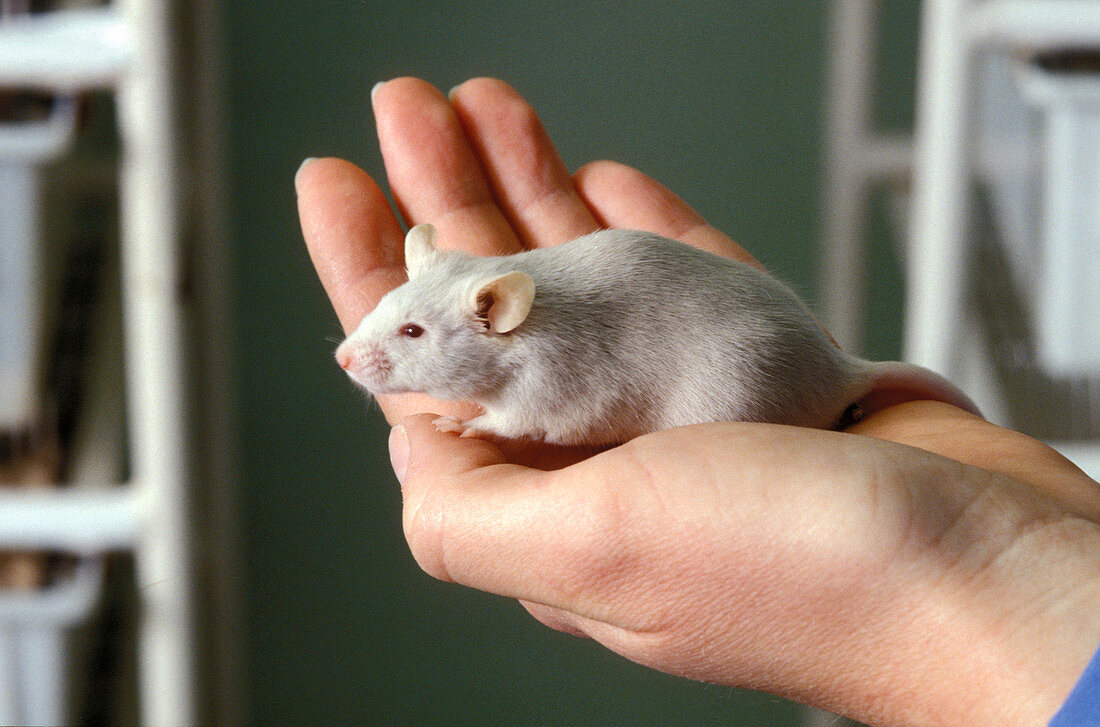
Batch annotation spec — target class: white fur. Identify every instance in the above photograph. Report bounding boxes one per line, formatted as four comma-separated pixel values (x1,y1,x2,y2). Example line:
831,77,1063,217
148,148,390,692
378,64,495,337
335,228,977,445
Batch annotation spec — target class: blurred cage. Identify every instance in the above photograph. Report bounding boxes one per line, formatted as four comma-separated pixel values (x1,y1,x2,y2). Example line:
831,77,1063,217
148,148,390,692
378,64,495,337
0,0,197,725
823,0,1100,478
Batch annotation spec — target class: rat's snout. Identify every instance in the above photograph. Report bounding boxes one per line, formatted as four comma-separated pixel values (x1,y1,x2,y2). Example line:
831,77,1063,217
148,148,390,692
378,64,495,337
336,349,352,370
334,338,392,391
335,339,355,370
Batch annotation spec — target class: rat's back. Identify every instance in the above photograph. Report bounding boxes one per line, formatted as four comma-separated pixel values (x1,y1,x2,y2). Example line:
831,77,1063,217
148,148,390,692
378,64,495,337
490,230,869,442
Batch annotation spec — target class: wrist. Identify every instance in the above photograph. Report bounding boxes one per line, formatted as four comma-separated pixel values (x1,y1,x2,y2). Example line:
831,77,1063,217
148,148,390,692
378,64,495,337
871,474,1100,726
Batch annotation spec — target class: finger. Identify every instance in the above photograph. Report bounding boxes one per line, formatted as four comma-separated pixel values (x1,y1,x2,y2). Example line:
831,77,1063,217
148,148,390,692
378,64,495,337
395,413,651,627
395,414,546,585
373,78,520,256
574,160,764,269
296,157,476,422
296,157,407,334
449,78,600,246
519,601,592,638
518,601,658,667
854,401,1100,522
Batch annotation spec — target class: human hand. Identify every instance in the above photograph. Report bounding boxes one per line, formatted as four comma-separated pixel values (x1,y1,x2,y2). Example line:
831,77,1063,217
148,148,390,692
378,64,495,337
297,77,1100,725
389,411,1100,726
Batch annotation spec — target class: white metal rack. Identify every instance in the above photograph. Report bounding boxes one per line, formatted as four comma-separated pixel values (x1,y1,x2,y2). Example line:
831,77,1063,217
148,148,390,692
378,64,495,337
823,0,1100,480
905,0,1100,378
0,2,194,725
0,96,77,432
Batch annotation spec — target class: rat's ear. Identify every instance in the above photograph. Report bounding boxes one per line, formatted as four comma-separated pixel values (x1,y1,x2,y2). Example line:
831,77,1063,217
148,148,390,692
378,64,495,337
474,271,535,334
405,224,441,278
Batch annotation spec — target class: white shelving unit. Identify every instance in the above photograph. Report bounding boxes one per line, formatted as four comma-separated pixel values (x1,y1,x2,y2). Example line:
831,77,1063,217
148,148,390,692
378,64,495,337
822,0,1100,479
0,3,194,725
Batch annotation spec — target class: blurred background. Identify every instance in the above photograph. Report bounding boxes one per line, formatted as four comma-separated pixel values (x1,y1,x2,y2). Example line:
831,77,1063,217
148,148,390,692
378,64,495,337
1,1,1097,725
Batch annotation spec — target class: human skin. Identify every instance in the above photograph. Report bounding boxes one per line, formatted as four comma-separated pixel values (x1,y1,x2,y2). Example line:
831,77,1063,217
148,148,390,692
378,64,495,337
296,77,1100,726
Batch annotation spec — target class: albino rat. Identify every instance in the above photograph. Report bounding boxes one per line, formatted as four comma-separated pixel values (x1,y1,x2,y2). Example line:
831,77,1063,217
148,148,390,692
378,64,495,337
335,224,977,446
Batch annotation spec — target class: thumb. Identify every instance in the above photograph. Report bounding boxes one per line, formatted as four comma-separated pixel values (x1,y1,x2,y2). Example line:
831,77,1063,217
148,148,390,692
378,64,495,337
389,414,545,585
388,413,510,492
388,415,627,620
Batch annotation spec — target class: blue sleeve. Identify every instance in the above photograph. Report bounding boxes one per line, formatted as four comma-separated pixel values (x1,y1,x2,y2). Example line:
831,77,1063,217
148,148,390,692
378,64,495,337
1050,643,1100,726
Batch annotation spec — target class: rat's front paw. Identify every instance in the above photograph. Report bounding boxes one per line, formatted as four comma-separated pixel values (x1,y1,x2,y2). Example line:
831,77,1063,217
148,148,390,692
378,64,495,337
432,415,468,435
432,416,493,440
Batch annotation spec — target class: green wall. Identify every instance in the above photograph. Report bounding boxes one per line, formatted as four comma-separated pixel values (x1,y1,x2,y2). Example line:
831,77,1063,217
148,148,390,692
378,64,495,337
224,2,919,724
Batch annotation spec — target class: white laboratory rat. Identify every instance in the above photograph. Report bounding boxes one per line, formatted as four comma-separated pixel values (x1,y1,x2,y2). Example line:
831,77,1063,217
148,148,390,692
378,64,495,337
335,224,978,446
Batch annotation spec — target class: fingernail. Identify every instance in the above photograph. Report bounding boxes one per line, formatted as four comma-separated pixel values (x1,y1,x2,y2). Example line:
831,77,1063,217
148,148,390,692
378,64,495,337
294,157,318,190
371,80,387,105
388,425,409,484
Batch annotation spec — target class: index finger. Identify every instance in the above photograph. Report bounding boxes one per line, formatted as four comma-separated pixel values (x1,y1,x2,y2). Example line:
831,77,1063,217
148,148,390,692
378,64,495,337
296,157,406,334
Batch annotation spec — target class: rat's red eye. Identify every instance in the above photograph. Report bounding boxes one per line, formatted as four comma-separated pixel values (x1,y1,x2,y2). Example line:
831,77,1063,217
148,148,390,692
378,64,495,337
400,323,424,338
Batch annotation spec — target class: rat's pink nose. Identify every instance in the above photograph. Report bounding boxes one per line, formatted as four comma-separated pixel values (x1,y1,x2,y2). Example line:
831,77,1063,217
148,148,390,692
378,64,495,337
335,344,353,370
